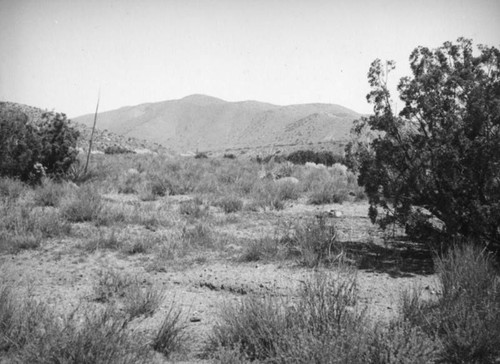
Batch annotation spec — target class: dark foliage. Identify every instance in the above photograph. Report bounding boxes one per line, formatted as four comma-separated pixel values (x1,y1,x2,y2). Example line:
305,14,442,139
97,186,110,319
194,152,208,159
285,149,345,166
104,145,136,154
0,109,79,183
347,38,500,251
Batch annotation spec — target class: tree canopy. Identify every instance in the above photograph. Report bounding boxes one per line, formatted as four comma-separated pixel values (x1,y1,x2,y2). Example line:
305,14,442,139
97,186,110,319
347,38,500,250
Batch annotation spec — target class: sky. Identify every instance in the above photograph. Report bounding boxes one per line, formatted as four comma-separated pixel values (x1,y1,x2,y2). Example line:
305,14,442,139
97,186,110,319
1,0,499,118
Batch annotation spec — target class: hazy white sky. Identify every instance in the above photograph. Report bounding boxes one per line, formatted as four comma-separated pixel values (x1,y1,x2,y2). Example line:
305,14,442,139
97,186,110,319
1,0,499,118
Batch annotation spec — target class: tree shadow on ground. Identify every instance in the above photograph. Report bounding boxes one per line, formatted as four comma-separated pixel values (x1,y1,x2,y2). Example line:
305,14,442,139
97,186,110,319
342,237,435,278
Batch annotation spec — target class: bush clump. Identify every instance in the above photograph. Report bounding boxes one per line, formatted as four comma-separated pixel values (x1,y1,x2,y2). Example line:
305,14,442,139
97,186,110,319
285,150,345,167
401,243,500,363
104,145,136,155
0,106,79,183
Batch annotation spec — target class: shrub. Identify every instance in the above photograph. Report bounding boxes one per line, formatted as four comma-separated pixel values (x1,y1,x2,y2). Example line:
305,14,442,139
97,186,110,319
93,268,134,303
206,271,366,363
308,180,349,205
0,284,152,363
275,179,301,201
0,108,42,182
223,153,236,159
194,152,208,159
36,112,80,179
104,145,135,154
181,222,213,247
349,39,500,248
179,198,209,219
238,237,279,262
0,232,42,253
61,184,103,222
278,215,342,267
366,321,439,363
83,229,121,252
0,108,79,183
118,169,142,194
285,149,345,166
33,177,63,207
216,195,244,213
400,243,500,363
152,303,188,358
0,177,26,201
123,281,165,319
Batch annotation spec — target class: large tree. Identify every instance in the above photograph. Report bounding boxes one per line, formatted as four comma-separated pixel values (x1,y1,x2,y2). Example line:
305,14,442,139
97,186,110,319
348,38,500,250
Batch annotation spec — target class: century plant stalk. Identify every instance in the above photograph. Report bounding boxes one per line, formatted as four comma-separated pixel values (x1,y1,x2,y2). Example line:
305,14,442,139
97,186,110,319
84,88,100,174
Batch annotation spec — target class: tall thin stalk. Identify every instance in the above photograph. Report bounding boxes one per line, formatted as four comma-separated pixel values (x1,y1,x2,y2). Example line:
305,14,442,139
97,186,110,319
84,89,100,174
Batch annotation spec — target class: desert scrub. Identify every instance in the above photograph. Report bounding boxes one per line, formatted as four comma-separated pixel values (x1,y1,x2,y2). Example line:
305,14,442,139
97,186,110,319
32,177,64,207
60,183,103,222
121,233,162,255
238,236,280,262
82,229,121,252
0,177,26,201
181,222,214,248
0,284,153,363
179,197,210,219
365,321,439,363
250,180,286,211
0,201,69,252
152,302,188,359
118,168,143,194
400,243,500,364
278,215,343,267
206,271,368,363
215,195,244,213
122,280,165,319
308,179,349,204
274,178,301,201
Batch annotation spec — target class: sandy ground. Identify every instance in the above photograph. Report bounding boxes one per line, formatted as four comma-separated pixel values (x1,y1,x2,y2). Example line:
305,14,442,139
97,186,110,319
0,198,441,363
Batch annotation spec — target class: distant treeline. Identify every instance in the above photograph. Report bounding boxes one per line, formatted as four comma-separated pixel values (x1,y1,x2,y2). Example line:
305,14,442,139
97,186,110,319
256,149,345,166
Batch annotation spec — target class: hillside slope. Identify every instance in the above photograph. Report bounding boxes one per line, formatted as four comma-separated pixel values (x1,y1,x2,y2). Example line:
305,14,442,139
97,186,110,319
73,95,360,152
0,101,169,154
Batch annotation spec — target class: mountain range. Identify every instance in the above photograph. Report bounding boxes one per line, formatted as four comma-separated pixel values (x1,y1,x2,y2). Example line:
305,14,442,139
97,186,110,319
73,94,361,153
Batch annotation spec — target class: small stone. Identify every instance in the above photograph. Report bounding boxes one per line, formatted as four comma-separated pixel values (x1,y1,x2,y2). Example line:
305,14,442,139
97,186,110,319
190,317,201,322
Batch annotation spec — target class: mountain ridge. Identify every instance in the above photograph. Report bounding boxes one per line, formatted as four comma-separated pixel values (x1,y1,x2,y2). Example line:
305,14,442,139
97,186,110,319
72,94,361,153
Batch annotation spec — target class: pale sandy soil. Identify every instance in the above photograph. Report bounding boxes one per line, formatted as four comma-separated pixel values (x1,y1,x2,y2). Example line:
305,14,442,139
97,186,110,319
0,197,440,363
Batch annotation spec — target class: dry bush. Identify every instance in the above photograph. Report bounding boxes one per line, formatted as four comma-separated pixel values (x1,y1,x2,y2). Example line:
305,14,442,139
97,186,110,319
152,302,188,358
0,284,153,363
179,197,210,219
278,216,343,267
206,271,368,363
181,222,214,248
60,183,103,222
0,200,69,253
238,236,280,262
0,177,26,201
400,243,500,363
215,195,244,213
82,229,121,252
33,177,64,207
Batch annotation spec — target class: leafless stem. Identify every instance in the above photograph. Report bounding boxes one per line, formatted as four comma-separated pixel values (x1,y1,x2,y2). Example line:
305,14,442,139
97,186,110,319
84,88,100,174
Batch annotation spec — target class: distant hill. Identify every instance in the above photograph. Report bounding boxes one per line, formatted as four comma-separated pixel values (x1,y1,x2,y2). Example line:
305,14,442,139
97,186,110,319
0,101,169,155
73,94,361,153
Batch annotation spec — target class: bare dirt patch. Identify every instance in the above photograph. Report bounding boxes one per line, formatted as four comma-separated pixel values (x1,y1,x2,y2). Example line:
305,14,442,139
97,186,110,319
1,196,440,363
